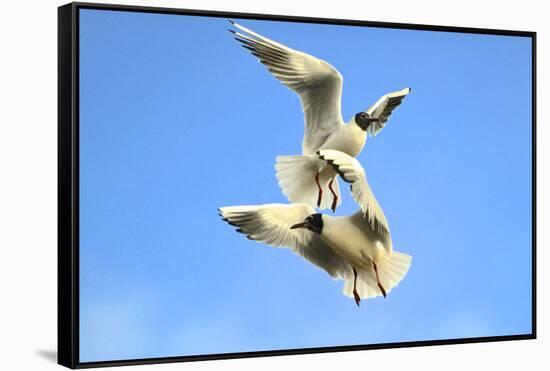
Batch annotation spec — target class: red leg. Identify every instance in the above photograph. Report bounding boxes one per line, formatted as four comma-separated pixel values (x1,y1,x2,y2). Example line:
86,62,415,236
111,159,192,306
352,267,361,307
314,173,323,207
328,178,338,212
372,261,387,298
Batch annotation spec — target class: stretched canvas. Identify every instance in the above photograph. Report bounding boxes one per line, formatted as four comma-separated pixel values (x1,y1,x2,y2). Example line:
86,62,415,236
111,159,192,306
58,2,536,368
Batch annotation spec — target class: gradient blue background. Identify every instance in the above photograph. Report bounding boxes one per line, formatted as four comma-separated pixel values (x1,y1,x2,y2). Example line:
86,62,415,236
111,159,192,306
79,9,533,362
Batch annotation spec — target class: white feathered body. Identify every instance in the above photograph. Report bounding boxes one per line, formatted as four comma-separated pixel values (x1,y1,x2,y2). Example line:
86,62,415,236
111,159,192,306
321,214,389,268
316,121,367,158
320,213,411,300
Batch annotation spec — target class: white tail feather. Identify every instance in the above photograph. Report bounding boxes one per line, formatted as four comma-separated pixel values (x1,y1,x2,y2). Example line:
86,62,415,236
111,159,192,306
342,251,412,300
275,155,341,210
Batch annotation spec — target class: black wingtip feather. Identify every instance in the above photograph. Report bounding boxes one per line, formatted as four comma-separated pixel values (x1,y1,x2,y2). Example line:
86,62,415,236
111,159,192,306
228,19,235,25
241,44,256,52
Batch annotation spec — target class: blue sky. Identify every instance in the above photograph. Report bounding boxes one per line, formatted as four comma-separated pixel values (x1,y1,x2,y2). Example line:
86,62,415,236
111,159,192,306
78,9,533,363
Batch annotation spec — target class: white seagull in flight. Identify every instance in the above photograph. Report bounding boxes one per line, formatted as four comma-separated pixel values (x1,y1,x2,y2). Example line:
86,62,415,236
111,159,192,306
219,150,411,306
229,21,411,212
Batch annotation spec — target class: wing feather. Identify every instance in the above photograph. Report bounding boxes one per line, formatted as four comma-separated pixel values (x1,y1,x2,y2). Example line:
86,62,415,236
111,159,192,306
317,150,391,248
230,21,344,154
219,203,350,279
366,88,411,136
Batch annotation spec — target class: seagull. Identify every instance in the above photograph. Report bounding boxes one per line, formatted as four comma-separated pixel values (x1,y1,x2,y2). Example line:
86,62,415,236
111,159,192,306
229,21,411,212
219,150,411,306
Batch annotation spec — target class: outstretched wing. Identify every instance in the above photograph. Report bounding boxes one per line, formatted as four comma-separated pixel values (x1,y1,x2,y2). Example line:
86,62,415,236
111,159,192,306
230,21,344,154
366,88,411,136
317,150,391,247
219,203,350,279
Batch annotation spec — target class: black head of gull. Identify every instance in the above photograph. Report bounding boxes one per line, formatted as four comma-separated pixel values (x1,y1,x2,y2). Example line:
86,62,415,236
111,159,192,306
354,112,380,131
290,213,324,234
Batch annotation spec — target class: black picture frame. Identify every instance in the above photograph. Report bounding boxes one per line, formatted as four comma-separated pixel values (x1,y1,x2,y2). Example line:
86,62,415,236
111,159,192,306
58,2,537,369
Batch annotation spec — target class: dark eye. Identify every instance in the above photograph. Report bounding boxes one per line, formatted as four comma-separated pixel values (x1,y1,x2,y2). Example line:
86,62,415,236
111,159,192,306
360,113,367,119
